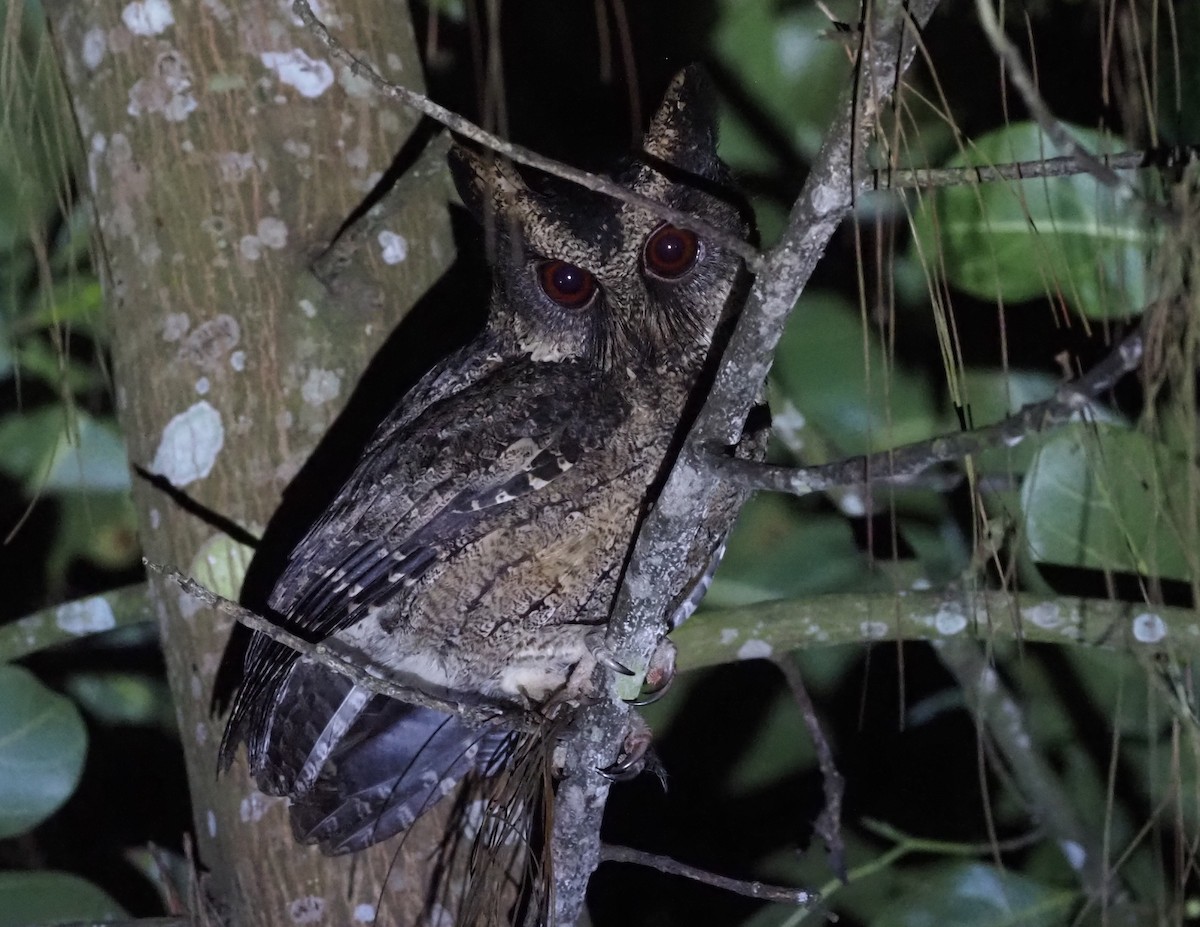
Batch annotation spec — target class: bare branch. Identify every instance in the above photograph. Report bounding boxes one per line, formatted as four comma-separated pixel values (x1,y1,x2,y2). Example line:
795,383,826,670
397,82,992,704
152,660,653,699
0,584,154,661
772,656,846,881
290,0,762,269
870,145,1200,190
144,560,533,731
599,844,819,906
934,636,1120,905
548,3,944,924
712,313,1147,498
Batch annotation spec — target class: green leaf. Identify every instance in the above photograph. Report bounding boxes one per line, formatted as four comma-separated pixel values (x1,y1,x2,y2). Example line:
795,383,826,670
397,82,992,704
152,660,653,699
0,870,125,927
909,122,1151,318
0,665,87,839
64,672,175,729
772,292,938,456
874,862,1073,927
1020,424,1196,582
0,407,131,494
712,0,848,169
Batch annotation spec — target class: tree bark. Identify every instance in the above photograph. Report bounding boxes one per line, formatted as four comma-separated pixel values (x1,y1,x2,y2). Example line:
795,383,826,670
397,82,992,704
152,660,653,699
45,3,457,924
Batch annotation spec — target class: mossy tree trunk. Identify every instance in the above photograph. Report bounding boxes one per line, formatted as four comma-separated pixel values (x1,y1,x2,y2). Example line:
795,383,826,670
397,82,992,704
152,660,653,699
45,3,460,923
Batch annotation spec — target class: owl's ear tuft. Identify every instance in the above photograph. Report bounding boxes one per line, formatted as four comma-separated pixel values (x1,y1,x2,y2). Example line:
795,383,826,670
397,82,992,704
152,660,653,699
642,66,719,176
449,144,529,221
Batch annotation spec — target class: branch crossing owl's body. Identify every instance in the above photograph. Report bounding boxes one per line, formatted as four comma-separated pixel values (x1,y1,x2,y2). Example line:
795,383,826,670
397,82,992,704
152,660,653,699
220,67,749,854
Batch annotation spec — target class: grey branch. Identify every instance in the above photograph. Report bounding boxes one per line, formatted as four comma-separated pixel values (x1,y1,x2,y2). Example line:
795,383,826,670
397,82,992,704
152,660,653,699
550,3,944,925
934,636,1122,906
711,313,1146,498
870,146,1200,190
143,560,534,731
599,844,819,906
0,583,154,662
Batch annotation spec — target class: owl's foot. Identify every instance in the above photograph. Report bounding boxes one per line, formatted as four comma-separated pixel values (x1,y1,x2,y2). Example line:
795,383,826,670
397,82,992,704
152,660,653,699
597,713,656,781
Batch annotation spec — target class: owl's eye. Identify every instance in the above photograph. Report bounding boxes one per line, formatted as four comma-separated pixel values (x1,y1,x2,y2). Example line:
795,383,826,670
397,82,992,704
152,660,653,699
643,224,699,279
538,260,597,309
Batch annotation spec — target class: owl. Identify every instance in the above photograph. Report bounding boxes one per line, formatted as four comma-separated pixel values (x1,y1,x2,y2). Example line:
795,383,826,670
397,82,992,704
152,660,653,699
219,66,751,855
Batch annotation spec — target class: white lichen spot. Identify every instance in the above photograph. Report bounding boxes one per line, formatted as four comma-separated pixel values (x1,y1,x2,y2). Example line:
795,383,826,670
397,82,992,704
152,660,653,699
239,791,270,823
839,492,866,517
127,51,198,122
162,312,190,341
206,809,217,837
190,674,203,699
910,577,932,591
261,49,334,98
230,350,246,371
298,298,317,318
195,721,208,745
353,903,376,923
257,216,288,249
1060,839,1086,872
345,145,369,171
934,604,968,636
338,66,373,98
55,597,116,636
288,896,326,924
737,638,773,660
239,235,262,261
177,589,204,620
302,368,342,406
217,150,256,183
385,53,403,72
122,0,174,36
1026,601,1062,630
195,377,210,395
283,138,311,159
1132,612,1167,644
275,410,294,431
377,230,408,265
719,628,738,646
149,507,161,529
151,400,224,487
860,620,889,640
82,28,107,69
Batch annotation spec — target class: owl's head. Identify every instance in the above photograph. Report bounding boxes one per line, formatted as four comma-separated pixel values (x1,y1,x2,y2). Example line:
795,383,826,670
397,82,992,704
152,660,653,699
451,67,749,373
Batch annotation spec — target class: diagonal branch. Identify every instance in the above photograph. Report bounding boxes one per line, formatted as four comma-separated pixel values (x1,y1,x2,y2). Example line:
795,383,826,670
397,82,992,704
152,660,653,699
712,311,1148,499
548,3,944,924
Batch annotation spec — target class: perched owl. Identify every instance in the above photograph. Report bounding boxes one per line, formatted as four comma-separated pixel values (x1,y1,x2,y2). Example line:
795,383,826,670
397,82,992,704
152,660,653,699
219,67,751,855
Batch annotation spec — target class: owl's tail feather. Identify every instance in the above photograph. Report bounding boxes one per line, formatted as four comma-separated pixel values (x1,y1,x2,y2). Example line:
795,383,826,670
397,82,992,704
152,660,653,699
286,693,517,854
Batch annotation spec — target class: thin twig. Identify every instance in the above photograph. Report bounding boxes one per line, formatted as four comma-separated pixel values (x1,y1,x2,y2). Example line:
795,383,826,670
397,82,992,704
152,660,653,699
772,656,846,882
290,0,762,270
143,560,534,731
599,844,819,906
973,0,1175,225
870,145,1200,190
711,314,1146,498
933,636,1119,905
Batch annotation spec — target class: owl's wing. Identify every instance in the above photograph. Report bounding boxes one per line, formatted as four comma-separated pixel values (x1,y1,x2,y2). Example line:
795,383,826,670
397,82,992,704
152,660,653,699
220,358,613,782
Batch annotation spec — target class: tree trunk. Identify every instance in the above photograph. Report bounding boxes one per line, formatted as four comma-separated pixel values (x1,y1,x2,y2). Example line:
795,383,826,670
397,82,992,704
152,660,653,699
45,3,460,923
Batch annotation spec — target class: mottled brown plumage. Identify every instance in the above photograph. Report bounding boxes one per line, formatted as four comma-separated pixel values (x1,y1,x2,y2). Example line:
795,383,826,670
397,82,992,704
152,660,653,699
219,67,750,855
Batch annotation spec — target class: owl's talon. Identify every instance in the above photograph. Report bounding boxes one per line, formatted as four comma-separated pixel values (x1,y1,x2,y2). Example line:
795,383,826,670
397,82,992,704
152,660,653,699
626,637,678,705
587,630,636,677
597,720,654,781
